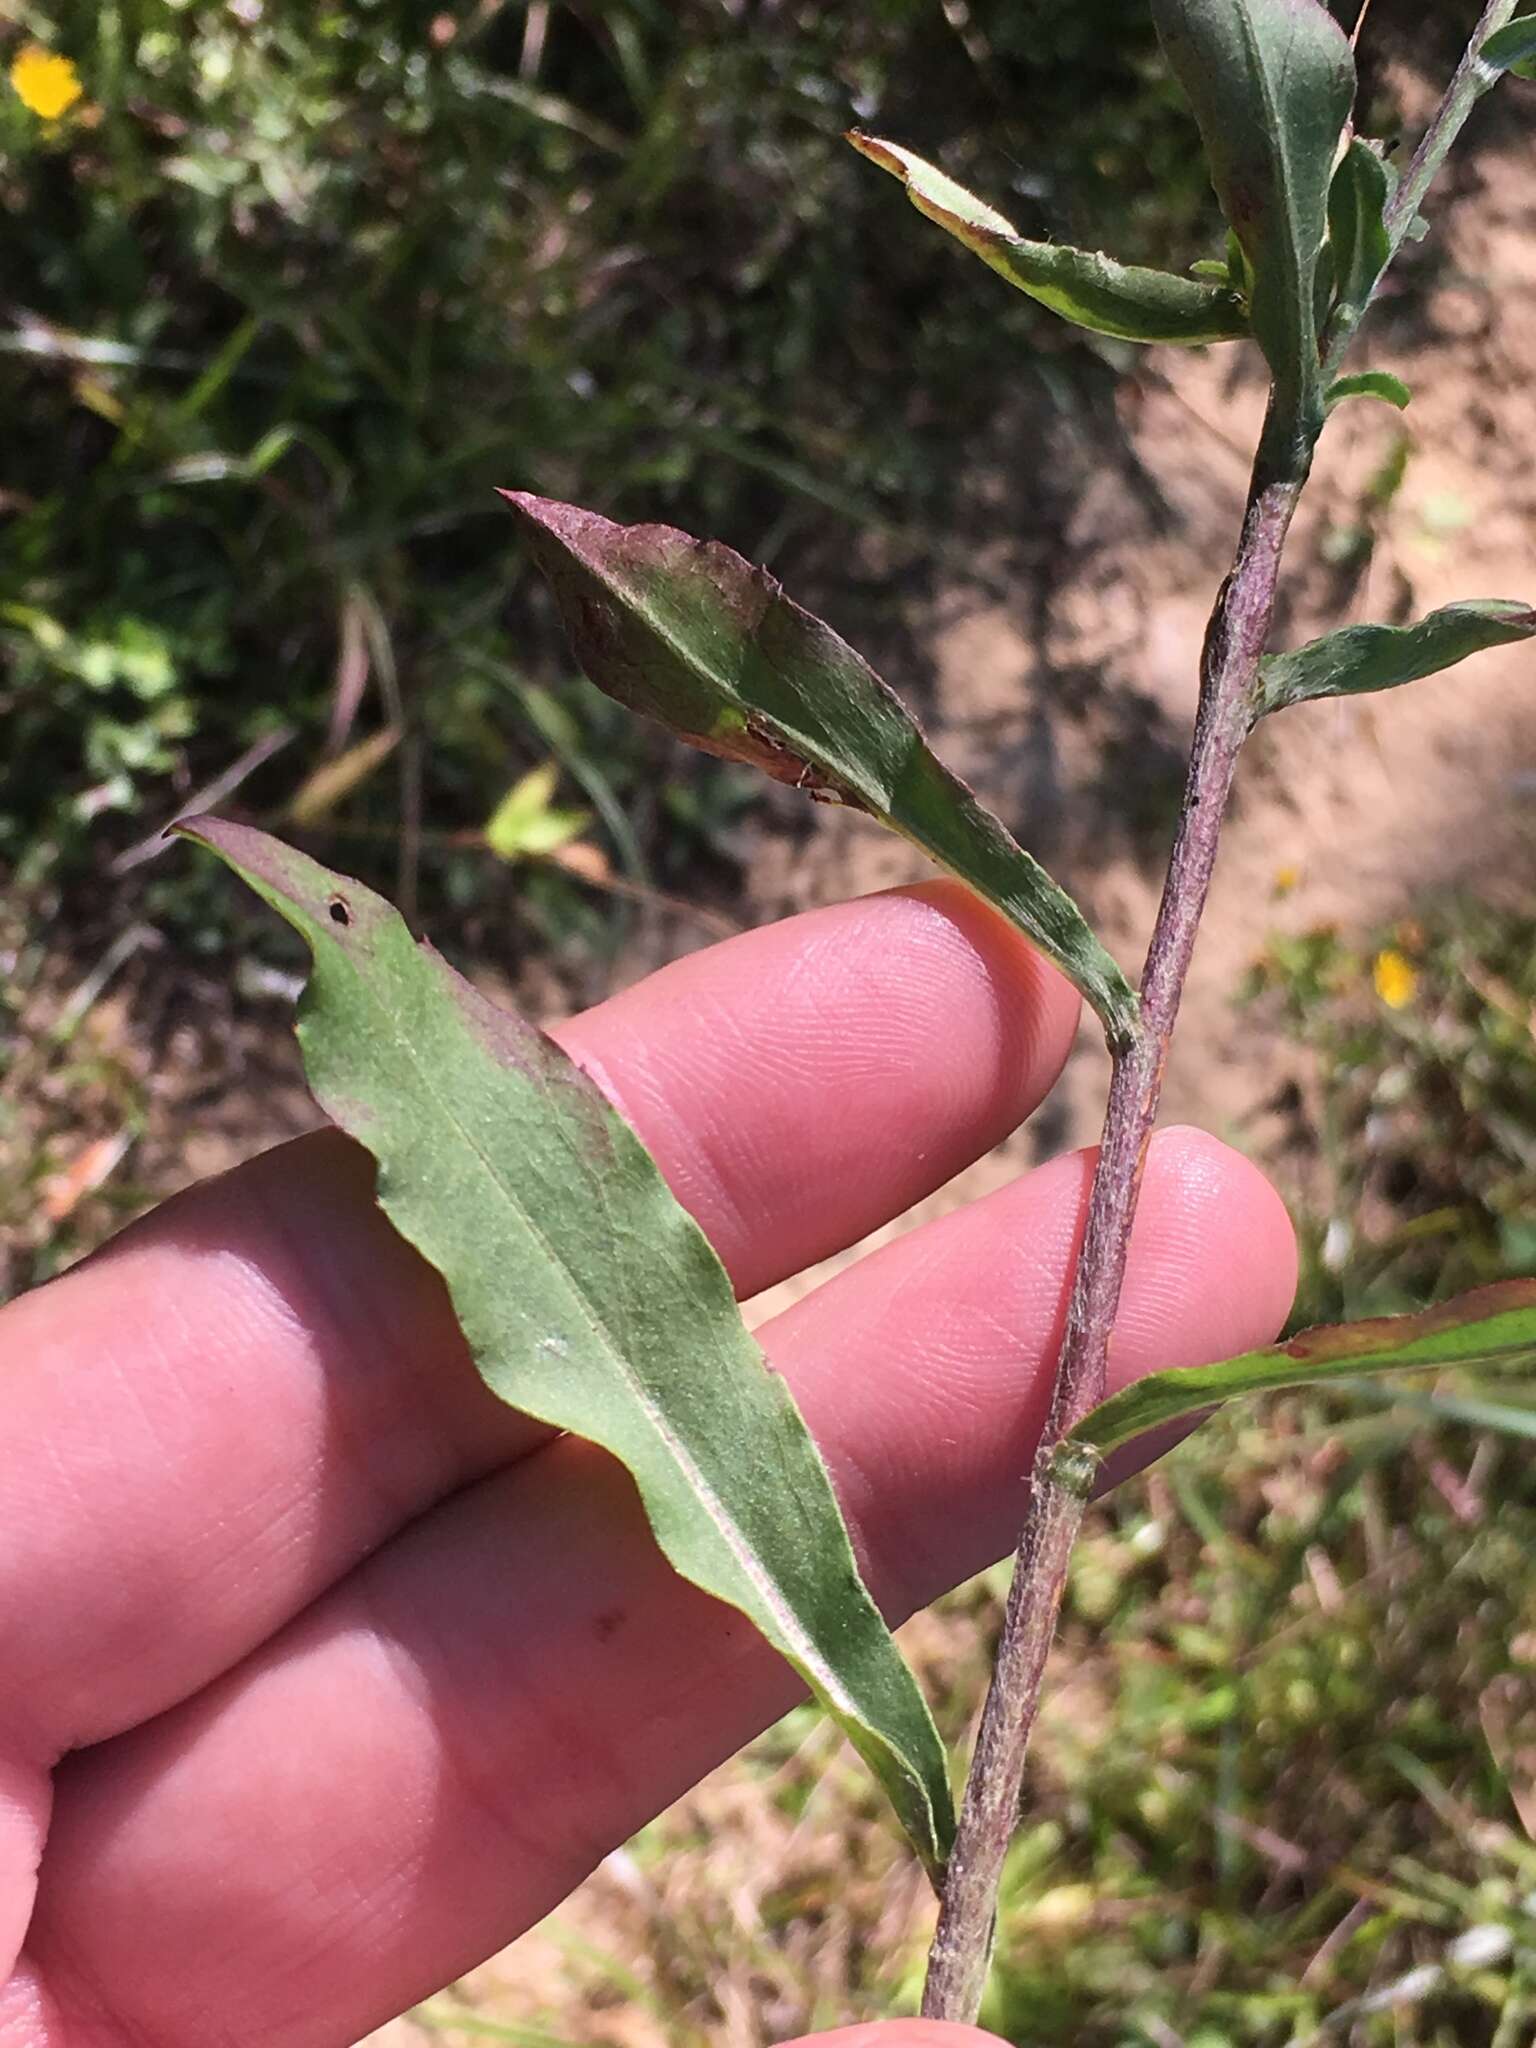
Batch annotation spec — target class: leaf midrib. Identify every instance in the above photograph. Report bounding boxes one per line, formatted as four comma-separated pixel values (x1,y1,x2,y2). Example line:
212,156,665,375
327,939,872,1731
1235,0,1316,364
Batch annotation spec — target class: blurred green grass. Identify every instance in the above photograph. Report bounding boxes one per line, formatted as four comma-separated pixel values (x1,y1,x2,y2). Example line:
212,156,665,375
1243,900,1536,1324
2,0,1225,945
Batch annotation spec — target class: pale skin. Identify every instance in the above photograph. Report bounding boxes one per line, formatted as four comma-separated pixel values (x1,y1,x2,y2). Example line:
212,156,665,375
0,883,1296,2047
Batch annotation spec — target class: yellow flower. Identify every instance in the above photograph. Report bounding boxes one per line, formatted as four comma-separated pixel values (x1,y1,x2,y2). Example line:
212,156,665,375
1272,863,1301,898
1373,947,1418,1010
9,45,84,120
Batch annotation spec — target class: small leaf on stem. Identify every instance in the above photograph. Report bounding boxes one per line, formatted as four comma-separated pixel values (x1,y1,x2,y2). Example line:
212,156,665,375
1150,0,1356,463
1258,598,1536,713
178,816,957,1881
846,133,1248,346
484,761,590,861
1327,138,1393,332
503,492,1140,1048
1479,14,1536,74
1325,369,1412,410
1068,1279,1536,1461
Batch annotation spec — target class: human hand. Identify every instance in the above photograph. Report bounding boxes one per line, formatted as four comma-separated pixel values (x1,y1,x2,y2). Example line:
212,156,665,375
0,884,1295,2046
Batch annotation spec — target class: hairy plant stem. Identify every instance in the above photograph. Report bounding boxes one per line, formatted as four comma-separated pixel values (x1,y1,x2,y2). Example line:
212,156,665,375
921,447,1305,2025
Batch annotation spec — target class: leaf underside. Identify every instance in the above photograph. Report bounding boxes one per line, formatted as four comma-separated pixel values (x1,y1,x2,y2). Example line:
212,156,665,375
846,132,1248,346
1151,0,1355,460
503,492,1140,1049
1070,1279,1536,1459
1259,599,1536,713
178,816,955,1880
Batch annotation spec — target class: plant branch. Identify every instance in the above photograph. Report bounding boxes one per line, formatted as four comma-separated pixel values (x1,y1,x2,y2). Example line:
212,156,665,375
921,7,1526,2018
921,439,1306,2026
1324,0,1517,375
1384,0,1517,252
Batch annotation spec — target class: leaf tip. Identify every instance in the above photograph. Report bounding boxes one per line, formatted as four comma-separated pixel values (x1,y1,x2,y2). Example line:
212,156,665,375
844,128,894,170
498,489,623,563
495,486,548,524
844,131,934,204
172,814,386,951
170,810,255,862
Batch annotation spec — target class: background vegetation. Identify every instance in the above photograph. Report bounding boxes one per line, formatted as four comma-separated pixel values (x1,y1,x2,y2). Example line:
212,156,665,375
4,1,1535,2041
2,0,1231,953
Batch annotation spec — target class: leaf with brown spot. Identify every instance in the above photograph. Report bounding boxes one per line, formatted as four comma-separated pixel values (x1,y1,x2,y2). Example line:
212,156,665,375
503,492,1139,1049
177,815,955,1881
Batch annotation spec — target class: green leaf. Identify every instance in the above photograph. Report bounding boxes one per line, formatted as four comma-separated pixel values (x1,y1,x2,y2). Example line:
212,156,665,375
1325,369,1411,411
502,493,1141,1051
846,133,1248,346
1068,1279,1536,1461
1480,15,1536,74
1225,226,1252,298
1150,0,1356,464
1258,599,1536,714
177,815,956,1880
1327,138,1393,329
484,761,590,861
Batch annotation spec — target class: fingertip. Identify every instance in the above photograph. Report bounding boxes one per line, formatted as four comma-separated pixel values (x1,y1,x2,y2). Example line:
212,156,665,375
1134,1125,1299,1378
883,880,1083,1110
768,1109,1302,1614
557,878,1083,1294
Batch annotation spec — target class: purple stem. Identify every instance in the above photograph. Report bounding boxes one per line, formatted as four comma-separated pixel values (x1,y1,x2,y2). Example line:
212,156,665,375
921,453,1305,2025
920,7,1510,2014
